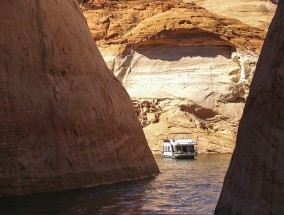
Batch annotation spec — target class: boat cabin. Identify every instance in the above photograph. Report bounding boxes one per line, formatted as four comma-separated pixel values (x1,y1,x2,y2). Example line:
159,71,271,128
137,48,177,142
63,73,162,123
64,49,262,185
162,133,198,159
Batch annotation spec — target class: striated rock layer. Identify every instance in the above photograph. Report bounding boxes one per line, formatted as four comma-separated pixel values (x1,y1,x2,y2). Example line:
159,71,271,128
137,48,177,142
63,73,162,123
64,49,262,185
187,0,276,29
0,0,159,196
215,3,284,214
80,0,272,153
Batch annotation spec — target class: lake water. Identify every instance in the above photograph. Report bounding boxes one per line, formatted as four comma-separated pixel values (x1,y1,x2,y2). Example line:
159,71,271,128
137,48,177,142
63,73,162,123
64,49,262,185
0,154,231,215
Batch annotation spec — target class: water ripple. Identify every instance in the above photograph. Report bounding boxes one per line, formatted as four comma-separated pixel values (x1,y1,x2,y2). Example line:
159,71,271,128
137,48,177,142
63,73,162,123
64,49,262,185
0,154,231,215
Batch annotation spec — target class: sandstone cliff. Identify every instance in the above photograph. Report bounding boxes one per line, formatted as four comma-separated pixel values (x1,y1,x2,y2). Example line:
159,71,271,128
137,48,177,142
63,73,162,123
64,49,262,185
188,0,276,29
0,0,159,196
215,2,284,214
80,0,274,153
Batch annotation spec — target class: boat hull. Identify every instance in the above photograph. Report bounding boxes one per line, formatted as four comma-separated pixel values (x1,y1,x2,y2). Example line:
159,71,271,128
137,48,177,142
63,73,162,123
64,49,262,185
162,153,196,159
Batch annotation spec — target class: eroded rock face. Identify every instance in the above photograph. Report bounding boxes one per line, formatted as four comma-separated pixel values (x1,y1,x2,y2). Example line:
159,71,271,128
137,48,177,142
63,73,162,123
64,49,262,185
187,0,276,29
0,0,158,196
215,3,284,214
80,0,272,153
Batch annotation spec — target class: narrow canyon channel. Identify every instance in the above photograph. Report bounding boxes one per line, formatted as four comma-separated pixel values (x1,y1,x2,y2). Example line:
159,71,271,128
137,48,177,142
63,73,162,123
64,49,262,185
0,154,231,214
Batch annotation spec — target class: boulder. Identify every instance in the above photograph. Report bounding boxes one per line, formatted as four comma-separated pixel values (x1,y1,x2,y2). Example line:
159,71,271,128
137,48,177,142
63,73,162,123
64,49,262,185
148,113,159,124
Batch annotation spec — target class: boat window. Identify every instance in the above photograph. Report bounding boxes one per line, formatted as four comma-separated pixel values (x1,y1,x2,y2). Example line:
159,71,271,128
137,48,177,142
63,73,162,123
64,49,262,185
175,145,181,151
168,146,170,151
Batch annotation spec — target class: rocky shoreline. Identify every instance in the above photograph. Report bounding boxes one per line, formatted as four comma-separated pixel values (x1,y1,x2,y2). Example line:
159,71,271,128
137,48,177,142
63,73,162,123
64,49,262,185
132,99,236,154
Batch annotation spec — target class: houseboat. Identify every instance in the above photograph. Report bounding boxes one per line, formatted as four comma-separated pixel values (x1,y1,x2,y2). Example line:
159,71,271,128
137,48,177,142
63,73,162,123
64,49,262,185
162,133,198,159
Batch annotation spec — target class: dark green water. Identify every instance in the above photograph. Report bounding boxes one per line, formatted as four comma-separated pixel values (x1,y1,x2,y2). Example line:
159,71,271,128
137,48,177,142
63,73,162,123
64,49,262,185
0,154,231,214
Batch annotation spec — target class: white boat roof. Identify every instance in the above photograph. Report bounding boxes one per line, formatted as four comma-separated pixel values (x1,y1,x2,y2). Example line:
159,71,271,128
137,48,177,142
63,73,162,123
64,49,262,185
163,139,198,145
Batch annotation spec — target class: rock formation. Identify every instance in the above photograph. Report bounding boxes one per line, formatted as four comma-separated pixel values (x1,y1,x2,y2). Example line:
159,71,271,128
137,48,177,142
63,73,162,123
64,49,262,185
133,100,162,127
0,0,159,196
188,0,276,29
215,2,284,214
79,0,276,153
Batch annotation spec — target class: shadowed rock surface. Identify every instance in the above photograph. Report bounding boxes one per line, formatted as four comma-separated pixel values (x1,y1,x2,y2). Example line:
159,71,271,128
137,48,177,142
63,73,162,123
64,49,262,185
215,3,284,214
0,0,159,196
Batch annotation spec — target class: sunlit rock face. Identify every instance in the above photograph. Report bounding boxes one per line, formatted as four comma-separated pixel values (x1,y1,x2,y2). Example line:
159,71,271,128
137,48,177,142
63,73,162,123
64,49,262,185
81,0,272,153
187,0,276,29
0,0,158,196
124,43,239,107
215,3,284,214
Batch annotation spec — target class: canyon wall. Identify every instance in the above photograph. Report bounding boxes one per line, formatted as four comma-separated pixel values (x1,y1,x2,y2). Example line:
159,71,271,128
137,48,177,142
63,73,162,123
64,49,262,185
216,2,284,214
81,0,275,153
0,0,158,196
187,0,276,29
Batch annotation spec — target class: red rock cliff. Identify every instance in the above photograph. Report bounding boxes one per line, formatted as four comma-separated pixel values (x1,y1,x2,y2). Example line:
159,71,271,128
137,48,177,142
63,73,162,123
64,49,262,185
215,2,284,214
80,0,273,154
0,0,159,196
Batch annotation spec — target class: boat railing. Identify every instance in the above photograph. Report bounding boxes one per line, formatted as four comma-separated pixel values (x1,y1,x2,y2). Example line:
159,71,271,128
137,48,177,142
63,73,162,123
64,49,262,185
174,151,195,155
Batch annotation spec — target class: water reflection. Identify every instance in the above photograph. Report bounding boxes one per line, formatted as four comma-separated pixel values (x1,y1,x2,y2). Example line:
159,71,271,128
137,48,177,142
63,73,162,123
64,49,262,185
0,154,231,214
